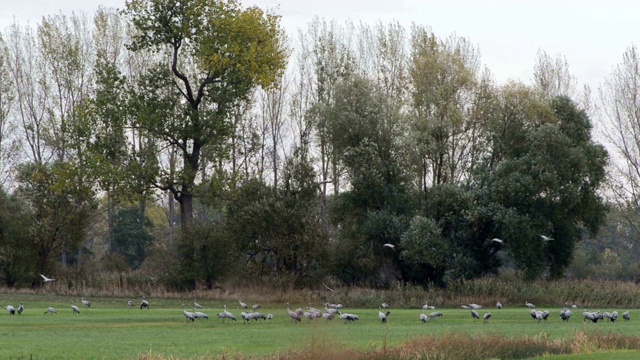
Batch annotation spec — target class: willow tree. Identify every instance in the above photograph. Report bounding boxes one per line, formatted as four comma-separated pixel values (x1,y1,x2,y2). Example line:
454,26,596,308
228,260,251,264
123,0,286,235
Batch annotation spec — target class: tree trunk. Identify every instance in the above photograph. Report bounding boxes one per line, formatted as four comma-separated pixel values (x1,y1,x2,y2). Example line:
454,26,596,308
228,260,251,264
61,239,67,267
168,190,175,251
107,188,115,254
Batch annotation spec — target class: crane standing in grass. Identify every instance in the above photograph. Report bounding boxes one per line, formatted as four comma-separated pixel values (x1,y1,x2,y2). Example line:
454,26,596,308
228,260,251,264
483,312,492,323
420,310,428,323
141,298,150,310
286,303,301,323
218,305,236,322
71,303,81,315
525,301,535,309
378,308,390,323
82,298,91,308
45,307,57,315
17,303,24,315
471,309,480,320
5,305,15,315
182,304,196,322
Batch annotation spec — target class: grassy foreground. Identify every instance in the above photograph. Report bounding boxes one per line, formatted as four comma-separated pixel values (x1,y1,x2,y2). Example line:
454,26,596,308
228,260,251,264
1,294,640,359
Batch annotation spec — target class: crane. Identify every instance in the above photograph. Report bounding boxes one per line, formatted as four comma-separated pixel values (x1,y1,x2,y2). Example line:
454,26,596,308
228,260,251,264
241,311,255,323
44,307,57,315
525,301,535,309
71,303,81,315
182,304,196,322
5,305,15,315
378,308,390,323
324,304,339,315
483,312,492,323
218,305,236,322
611,311,619,322
194,299,203,309
471,309,480,320
429,311,443,321
286,303,301,322
81,298,91,308
422,301,435,310
252,312,266,321
339,313,359,322
17,303,24,315
420,310,428,324
496,301,503,309
127,300,135,308
623,311,630,321
40,274,55,283
193,309,209,319
239,300,248,309
140,298,150,310
560,307,572,322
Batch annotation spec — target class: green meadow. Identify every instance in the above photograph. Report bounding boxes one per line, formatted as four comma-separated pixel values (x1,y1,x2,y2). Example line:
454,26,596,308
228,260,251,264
1,294,640,359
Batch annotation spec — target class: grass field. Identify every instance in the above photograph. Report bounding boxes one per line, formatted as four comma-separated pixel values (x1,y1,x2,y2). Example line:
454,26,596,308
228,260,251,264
1,293,639,359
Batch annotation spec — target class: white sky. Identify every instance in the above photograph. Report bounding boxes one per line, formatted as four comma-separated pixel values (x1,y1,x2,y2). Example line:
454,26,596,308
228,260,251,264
1,0,638,92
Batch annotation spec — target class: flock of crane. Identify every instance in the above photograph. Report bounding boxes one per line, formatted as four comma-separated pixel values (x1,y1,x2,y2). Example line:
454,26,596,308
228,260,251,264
2,296,632,326
179,299,632,325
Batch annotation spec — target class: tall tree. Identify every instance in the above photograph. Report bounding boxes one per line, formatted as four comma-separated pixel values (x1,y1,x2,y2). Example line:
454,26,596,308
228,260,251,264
0,37,16,187
123,0,286,284
37,13,94,161
599,44,640,237
477,91,608,279
16,162,96,277
409,25,481,191
124,0,286,227
4,22,49,164
533,49,593,114
325,75,412,285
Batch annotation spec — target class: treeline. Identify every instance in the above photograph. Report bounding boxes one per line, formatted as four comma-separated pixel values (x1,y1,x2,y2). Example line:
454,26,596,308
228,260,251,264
0,1,637,290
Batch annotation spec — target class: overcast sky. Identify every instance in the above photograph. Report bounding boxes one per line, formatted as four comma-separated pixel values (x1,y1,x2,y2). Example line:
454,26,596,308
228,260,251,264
1,0,637,91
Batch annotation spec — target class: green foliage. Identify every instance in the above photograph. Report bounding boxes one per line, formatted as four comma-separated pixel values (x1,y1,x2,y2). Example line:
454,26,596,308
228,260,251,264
122,3,289,283
16,161,96,275
476,95,608,280
112,207,155,269
0,189,36,287
399,216,448,285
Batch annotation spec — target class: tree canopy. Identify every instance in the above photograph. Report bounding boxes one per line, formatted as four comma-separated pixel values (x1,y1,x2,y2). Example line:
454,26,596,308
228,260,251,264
0,7,615,289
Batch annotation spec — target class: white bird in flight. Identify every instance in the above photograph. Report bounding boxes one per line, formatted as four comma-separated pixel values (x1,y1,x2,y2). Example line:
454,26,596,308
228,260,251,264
383,243,395,249
40,274,55,283
539,235,553,241
491,238,503,244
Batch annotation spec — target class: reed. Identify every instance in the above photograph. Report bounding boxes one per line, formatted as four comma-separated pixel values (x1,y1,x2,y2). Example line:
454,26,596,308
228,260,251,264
135,331,640,360
8,272,640,309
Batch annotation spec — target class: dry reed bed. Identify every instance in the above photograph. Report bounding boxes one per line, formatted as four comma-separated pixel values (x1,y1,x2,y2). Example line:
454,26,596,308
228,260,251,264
137,331,640,360
5,272,640,308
